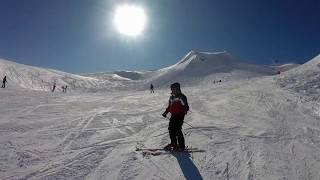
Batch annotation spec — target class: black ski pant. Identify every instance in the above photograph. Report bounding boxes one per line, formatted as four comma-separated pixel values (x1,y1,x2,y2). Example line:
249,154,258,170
168,116,185,148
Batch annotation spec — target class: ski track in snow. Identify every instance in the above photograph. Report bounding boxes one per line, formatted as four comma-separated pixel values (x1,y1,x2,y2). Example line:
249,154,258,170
1,76,320,179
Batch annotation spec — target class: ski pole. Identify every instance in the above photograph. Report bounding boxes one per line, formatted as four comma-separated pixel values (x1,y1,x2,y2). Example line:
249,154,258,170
184,121,194,128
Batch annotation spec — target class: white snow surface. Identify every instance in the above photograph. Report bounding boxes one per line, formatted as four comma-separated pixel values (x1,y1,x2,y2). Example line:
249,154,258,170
270,63,300,73
1,52,320,179
143,51,277,87
277,54,320,100
84,51,279,89
0,59,130,92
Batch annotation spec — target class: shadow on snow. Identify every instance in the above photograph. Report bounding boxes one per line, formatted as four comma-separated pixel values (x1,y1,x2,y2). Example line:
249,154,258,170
173,152,203,180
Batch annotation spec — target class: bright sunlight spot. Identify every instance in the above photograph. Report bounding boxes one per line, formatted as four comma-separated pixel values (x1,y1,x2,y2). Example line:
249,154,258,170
113,4,147,37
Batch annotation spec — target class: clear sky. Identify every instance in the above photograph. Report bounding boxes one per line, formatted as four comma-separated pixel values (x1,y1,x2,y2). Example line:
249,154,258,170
0,0,319,73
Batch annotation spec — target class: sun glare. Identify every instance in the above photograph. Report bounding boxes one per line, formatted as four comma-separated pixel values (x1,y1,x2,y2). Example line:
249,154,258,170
113,4,147,37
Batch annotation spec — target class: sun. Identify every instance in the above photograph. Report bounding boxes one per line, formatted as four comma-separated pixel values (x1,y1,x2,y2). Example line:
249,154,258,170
113,4,147,37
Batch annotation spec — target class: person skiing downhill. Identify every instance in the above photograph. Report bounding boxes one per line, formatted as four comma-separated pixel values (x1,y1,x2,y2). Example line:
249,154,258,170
52,83,56,92
150,83,154,93
1,76,7,88
162,82,189,151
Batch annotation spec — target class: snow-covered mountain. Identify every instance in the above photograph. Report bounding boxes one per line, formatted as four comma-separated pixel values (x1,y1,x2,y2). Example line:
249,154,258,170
85,51,300,88
87,51,280,89
111,70,148,80
145,51,276,87
276,54,320,100
0,58,130,92
270,63,300,73
1,51,281,92
2,52,320,179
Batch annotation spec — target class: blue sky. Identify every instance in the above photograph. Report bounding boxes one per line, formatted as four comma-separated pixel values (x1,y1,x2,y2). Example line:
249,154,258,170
0,0,319,73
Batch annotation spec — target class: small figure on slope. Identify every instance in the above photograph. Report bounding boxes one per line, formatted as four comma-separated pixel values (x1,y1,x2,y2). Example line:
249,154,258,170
52,82,56,92
61,85,68,93
1,76,7,88
150,83,154,93
162,82,189,151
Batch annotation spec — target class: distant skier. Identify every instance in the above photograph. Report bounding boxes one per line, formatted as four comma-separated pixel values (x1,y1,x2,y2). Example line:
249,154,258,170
62,85,68,93
52,83,56,92
1,76,7,88
162,82,189,151
150,83,154,93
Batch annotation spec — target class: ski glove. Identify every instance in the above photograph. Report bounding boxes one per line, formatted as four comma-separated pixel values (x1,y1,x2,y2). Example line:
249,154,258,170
162,112,167,118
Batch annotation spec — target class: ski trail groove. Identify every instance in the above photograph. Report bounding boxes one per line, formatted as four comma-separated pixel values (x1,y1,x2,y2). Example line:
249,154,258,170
21,145,114,180
55,113,97,151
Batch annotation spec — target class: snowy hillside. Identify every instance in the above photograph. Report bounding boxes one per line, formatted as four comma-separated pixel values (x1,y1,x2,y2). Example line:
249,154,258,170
111,70,148,80
2,52,320,179
144,51,276,87
270,63,300,73
276,54,320,100
1,51,276,92
84,71,135,81
2,71,320,179
83,51,279,90
1,52,320,179
0,58,130,92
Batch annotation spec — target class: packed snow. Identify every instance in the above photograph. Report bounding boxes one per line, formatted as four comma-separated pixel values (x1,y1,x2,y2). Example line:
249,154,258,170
277,54,320,100
1,52,320,180
0,58,131,92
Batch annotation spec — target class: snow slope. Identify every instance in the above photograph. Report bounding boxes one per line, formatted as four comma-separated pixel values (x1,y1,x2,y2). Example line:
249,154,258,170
111,70,148,80
270,63,300,73
144,51,276,87
0,59,129,92
276,54,320,100
1,75,320,179
83,51,278,89
1,53,320,179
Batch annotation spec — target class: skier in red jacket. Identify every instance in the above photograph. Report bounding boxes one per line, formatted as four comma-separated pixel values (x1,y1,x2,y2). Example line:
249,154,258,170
162,82,189,150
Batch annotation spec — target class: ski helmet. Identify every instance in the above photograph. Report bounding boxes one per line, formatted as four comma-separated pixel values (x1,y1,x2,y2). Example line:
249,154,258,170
170,82,181,91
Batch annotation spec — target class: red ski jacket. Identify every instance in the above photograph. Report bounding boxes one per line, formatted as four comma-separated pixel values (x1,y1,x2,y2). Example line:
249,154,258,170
165,93,189,117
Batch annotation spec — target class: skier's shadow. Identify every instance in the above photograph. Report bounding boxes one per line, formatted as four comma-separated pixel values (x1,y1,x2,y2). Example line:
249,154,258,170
172,152,203,180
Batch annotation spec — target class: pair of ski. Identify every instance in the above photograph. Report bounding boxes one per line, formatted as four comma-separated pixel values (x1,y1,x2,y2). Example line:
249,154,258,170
136,146,205,156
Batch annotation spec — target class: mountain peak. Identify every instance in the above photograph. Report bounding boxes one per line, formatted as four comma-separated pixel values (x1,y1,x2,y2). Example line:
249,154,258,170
177,50,238,66
303,53,320,66
186,50,230,58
